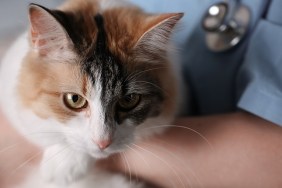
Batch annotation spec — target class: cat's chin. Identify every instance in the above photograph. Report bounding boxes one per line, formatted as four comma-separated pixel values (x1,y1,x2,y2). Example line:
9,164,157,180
88,150,112,159
87,147,125,159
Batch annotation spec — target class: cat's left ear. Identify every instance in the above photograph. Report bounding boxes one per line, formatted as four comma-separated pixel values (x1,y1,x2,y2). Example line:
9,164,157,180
28,4,73,57
134,13,184,56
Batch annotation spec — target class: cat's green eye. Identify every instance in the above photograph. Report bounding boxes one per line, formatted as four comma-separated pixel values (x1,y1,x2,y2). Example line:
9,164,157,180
63,93,88,111
118,94,141,111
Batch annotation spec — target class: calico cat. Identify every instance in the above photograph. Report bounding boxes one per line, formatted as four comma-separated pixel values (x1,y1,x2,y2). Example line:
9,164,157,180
0,0,183,187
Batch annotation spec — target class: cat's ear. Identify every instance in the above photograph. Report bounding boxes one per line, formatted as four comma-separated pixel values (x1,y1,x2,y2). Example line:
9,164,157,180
28,4,73,57
134,13,183,56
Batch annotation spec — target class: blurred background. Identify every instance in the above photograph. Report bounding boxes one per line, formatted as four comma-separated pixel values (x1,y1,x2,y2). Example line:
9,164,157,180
0,0,64,58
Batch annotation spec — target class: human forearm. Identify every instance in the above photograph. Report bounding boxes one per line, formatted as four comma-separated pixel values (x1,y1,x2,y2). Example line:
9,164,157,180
0,109,40,187
100,112,282,188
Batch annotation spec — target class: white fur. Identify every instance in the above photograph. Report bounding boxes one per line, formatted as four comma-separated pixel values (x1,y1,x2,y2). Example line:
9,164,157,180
14,166,144,188
90,79,108,142
40,144,91,185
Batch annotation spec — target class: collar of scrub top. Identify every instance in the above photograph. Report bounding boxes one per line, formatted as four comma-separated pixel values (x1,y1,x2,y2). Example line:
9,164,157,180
202,0,251,52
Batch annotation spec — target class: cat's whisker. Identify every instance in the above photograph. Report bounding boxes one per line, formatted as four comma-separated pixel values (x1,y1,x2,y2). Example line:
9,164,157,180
0,142,21,154
135,142,187,188
52,146,74,176
131,143,179,188
125,145,150,168
24,131,71,136
0,132,69,157
124,66,168,84
132,80,169,96
153,138,203,188
7,127,73,136
125,67,166,81
23,131,74,140
125,145,142,183
143,141,197,188
41,144,72,166
9,150,43,176
142,124,214,150
119,153,129,182
121,152,132,185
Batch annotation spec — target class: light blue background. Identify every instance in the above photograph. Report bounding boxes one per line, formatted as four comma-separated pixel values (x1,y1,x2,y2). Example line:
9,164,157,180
0,0,63,58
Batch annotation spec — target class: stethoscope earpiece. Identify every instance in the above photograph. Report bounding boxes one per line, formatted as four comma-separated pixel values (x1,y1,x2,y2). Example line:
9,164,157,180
202,1,250,52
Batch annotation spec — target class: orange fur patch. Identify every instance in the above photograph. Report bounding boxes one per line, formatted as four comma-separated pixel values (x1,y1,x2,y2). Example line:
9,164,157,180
18,51,91,122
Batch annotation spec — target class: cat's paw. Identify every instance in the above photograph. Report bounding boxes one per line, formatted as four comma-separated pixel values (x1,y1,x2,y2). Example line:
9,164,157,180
40,145,91,185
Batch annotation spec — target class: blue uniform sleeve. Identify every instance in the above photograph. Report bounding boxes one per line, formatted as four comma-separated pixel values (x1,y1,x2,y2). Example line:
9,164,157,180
237,1,282,126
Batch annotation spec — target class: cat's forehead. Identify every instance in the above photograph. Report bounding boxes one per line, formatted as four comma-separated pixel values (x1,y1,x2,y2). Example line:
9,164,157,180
47,3,139,82
57,7,146,97
56,1,145,56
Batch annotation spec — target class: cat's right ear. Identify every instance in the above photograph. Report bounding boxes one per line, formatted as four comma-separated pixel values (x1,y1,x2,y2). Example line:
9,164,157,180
133,13,183,61
28,4,73,57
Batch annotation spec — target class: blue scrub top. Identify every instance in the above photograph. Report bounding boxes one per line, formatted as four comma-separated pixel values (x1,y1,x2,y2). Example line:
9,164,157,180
130,0,282,126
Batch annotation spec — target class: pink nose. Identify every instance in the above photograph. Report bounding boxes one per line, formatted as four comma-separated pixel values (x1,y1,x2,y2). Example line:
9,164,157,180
96,139,112,150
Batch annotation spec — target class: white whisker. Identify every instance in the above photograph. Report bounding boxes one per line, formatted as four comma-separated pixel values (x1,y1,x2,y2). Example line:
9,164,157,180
0,132,68,156
137,142,187,188
126,145,150,168
41,144,72,166
125,145,141,183
134,81,169,96
0,132,67,154
119,153,127,173
144,141,197,188
0,142,20,154
154,138,203,188
9,150,42,176
52,146,74,174
121,152,132,185
124,67,167,84
132,143,178,188
143,125,214,150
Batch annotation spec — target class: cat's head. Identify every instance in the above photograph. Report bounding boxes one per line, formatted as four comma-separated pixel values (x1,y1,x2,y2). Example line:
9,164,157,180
18,1,183,158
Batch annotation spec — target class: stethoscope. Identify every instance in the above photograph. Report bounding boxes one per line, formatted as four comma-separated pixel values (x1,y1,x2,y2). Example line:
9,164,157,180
202,0,251,52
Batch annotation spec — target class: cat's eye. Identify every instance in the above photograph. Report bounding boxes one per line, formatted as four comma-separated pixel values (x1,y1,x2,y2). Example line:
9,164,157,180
63,93,88,111
118,94,141,111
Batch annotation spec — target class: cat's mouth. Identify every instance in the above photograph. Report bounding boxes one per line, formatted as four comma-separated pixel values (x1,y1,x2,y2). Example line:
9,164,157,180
88,148,113,159
87,144,127,159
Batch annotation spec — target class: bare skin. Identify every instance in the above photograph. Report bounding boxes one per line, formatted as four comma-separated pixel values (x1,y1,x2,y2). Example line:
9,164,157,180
0,110,41,188
0,109,282,188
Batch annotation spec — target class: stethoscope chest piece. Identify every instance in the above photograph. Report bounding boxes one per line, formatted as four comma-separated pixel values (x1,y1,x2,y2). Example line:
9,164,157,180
202,2,250,52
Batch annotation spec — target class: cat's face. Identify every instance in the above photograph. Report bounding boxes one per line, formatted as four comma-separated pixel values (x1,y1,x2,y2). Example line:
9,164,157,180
18,1,182,158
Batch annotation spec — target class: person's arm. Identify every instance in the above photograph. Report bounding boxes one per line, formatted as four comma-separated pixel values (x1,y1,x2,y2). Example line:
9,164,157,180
100,111,282,188
0,110,40,188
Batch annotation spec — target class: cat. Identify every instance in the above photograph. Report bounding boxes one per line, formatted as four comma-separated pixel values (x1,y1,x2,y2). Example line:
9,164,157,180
0,0,183,187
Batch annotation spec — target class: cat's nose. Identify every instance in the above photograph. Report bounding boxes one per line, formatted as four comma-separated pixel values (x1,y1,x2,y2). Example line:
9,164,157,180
95,139,112,150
